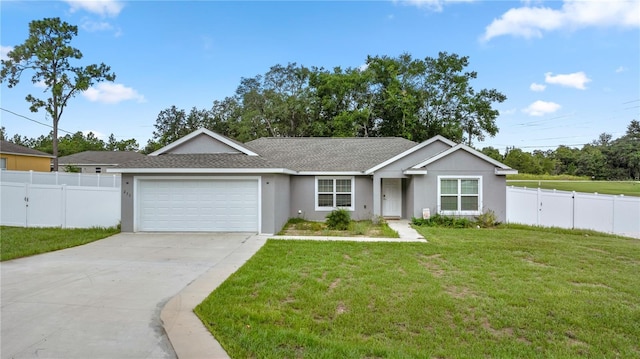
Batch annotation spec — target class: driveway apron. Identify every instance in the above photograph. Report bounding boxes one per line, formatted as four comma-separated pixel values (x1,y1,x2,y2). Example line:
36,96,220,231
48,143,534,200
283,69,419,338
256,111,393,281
1,232,262,359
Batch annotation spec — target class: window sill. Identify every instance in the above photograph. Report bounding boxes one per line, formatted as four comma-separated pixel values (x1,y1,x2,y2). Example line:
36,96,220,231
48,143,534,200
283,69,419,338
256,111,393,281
440,210,481,216
315,207,355,212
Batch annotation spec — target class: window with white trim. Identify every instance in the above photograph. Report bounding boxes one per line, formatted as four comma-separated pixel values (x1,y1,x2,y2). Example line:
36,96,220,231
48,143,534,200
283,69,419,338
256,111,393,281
315,177,354,211
438,176,482,215
0,158,6,170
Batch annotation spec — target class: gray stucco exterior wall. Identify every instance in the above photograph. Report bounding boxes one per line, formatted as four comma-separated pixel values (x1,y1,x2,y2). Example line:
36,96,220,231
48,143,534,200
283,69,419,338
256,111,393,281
411,150,508,222
289,176,373,221
261,174,290,234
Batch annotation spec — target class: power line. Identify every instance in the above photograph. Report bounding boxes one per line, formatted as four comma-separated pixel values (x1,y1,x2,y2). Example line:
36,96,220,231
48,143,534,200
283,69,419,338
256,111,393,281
0,107,74,135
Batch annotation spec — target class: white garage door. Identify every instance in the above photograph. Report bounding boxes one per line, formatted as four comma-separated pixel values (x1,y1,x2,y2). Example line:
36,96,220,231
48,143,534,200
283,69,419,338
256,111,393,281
137,178,259,232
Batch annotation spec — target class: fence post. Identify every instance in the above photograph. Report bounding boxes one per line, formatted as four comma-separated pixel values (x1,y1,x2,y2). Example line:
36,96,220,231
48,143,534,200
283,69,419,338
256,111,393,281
55,171,59,185
537,188,541,226
24,183,30,227
97,173,101,188
113,175,116,188
571,191,576,229
29,170,33,184
61,184,67,228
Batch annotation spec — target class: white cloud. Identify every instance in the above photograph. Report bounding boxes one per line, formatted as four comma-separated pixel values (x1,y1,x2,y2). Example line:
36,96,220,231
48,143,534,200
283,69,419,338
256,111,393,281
615,66,627,73
501,108,518,115
358,63,369,72
530,82,546,92
482,0,640,41
83,83,145,104
1,45,13,60
81,20,113,32
523,100,561,116
397,0,474,12
544,71,591,90
64,0,124,17
34,80,47,89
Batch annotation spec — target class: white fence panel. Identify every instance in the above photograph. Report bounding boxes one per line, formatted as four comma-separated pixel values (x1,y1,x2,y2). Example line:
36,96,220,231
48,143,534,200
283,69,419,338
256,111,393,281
0,182,120,229
0,170,120,187
574,193,614,234
506,187,539,226
26,184,64,227
539,190,574,229
613,196,640,237
1,182,27,226
507,186,640,238
65,187,120,228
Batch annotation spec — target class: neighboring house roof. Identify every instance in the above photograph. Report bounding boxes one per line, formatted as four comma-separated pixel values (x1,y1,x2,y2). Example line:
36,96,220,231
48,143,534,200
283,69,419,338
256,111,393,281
0,140,55,158
58,151,146,166
111,153,292,173
246,137,417,172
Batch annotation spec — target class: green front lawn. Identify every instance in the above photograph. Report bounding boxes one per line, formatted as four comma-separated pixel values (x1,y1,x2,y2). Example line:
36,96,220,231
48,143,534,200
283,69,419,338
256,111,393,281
0,226,120,261
195,225,640,358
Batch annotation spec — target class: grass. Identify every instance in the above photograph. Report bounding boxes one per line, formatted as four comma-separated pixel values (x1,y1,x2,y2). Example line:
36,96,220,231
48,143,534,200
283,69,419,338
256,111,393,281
0,226,120,261
195,225,640,358
278,218,399,238
507,174,590,181
507,180,640,196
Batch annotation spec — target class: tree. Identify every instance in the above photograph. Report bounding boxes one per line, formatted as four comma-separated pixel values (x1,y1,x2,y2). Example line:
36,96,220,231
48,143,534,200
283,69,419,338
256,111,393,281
1,17,115,170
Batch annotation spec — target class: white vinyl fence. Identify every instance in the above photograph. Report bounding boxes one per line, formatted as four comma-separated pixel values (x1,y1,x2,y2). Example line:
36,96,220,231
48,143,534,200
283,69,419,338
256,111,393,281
1,171,120,229
1,169,121,187
507,186,640,238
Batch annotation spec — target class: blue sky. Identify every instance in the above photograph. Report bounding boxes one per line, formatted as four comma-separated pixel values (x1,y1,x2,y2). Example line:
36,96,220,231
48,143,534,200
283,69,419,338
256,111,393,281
1,0,638,153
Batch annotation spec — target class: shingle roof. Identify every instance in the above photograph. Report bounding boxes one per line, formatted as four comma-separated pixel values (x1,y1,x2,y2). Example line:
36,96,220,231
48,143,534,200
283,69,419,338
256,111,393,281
245,137,418,172
58,151,146,165
114,153,277,169
0,140,55,158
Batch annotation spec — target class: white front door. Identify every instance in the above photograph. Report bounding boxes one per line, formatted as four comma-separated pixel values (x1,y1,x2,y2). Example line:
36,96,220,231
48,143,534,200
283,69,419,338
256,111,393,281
382,178,402,218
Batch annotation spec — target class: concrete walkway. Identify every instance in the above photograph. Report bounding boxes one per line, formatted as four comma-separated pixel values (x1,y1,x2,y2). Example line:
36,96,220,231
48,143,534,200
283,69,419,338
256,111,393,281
161,220,425,359
0,233,263,359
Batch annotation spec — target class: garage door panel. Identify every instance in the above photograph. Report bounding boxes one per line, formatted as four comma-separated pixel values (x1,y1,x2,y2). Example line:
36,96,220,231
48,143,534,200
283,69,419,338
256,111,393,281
137,179,258,232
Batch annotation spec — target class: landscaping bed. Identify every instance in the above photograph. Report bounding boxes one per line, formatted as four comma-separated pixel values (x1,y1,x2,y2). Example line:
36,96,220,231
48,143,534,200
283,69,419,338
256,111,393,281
278,218,399,238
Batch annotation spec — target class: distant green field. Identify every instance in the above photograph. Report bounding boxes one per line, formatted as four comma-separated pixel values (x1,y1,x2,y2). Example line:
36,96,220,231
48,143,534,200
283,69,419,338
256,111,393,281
507,180,640,197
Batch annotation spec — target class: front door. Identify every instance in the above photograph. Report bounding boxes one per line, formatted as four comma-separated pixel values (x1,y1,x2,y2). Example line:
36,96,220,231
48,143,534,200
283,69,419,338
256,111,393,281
382,178,402,218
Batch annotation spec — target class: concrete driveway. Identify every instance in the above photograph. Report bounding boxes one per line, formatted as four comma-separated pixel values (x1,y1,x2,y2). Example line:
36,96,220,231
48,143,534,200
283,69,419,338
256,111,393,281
1,232,266,359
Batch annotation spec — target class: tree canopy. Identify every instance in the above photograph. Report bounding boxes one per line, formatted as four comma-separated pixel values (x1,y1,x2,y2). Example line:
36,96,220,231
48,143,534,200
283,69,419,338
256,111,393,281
145,52,506,149
0,17,115,170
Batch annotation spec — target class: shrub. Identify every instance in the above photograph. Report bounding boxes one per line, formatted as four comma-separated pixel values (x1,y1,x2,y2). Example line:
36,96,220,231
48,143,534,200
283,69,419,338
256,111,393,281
475,210,499,228
326,209,351,230
412,214,473,228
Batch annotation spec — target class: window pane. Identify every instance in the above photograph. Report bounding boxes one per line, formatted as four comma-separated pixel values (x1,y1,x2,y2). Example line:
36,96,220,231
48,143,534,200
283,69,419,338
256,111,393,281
336,194,352,207
335,179,351,193
441,179,458,195
461,179,478,194
318,194,334,207
318,179,333,193
461,196,478,211
441,196,458,211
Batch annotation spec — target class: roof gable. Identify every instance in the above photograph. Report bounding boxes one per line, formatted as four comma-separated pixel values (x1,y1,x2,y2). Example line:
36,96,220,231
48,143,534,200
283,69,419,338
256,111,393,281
365,135,456,174
412,144,515,171
0,140,55,158
150,128,258,156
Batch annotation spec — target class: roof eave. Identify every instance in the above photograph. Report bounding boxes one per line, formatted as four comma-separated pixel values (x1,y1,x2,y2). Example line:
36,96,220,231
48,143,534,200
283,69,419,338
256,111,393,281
0,151,55,159
107,167,296,174
495,168,518,175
